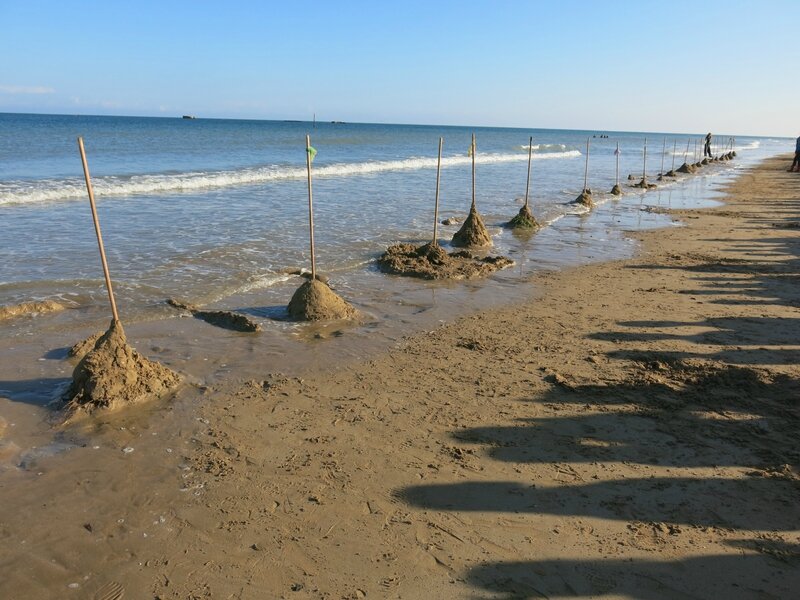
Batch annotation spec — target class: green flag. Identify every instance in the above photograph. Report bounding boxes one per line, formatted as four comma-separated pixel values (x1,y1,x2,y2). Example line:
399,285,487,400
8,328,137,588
307,146,317,162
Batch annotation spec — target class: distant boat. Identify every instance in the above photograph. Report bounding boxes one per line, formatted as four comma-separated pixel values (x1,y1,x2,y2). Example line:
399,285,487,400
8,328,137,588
182,115,196,119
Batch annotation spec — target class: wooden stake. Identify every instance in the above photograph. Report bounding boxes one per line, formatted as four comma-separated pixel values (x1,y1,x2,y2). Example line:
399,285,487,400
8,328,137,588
615,142,620,185
583,137,590,191
671,140,677,171
470,133,476,210
77,137,120,323
660,137,666,175
642,137,648,180
305,134,317,280
432,137,443,244
524,136,533,209
684,138,690,162
694,139,698,161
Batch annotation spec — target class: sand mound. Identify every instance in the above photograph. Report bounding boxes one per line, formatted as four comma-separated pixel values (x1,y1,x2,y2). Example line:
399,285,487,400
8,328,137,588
63,320,180,414
693,162,703,169
451,206,492,248
632,178,657,189
0,299,66,321
506,205,540,230
610,183,623,195
378,242,513,280
68,331,104,359
677,162,695,174
701,158,711,165
573,190,593,207
287,279,357,321
664,169,677,177
166,299,260,332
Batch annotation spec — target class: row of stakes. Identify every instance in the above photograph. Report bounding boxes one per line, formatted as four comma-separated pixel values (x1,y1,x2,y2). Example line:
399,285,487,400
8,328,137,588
577,135,737,206
63,133,737,413
77,132,739,328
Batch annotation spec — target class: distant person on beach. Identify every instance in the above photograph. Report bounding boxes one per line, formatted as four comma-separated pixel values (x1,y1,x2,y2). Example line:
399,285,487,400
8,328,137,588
789,135,800,172
704,133,712,157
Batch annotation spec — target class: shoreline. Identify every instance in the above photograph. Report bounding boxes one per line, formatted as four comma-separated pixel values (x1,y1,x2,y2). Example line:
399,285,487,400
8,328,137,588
1,156,798,598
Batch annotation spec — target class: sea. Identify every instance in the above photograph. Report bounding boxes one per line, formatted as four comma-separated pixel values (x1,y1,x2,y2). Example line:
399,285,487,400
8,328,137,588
0,113,792,412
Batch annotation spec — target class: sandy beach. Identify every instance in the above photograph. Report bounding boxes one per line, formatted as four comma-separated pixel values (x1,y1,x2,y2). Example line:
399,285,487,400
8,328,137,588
1,155,798,598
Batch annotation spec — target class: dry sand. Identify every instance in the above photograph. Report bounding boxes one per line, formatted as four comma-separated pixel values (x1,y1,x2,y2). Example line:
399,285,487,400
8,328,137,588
0,157,798,599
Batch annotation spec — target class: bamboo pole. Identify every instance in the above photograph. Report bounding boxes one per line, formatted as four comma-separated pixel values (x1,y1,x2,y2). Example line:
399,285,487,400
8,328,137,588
671,140,677,171
524,136,533,209
694,139,698,161
583,137,590,191
660,137,666,175
615,142,620,185
470,133,476,210
642,137,648,180
684,138,690,162
432,136,443,244
305,134,317,280
77,136,120,323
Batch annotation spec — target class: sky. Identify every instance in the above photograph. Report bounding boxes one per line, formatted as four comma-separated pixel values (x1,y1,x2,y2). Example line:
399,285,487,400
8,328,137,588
1,0,798,136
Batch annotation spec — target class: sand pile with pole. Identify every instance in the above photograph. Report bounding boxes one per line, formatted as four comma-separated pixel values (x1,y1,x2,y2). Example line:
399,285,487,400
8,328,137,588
506,204,540,230
288,279,357,321
677,162,696,174
632,179,657,189
451,206,492,247
573,189,593,207
63,320,180,414
378,242,512,280
610,183,623,195
62,139,181,416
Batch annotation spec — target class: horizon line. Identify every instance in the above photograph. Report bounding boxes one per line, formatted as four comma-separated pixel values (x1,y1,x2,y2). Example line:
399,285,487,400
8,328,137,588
0,110,788,140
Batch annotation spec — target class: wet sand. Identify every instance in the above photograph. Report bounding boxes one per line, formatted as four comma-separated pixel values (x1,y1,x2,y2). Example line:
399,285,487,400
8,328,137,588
1,156,799,599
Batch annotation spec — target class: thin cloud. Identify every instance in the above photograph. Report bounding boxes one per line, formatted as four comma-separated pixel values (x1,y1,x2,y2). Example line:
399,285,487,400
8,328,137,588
0,84,55,95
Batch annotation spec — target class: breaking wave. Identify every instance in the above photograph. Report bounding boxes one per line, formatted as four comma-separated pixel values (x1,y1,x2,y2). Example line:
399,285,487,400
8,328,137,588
0,151,581,206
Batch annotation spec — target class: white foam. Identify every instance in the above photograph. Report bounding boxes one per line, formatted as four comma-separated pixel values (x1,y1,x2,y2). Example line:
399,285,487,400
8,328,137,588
0,151,581,206
517,143,568,152
734,140,760,151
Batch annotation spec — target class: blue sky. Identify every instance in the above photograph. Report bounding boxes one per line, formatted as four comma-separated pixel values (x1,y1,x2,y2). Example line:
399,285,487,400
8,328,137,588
1,0,797,136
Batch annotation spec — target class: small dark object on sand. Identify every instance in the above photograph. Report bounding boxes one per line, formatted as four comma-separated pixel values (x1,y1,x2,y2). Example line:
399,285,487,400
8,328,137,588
166,298,261,332
610,183,623,195
378,242,513,280
506,204,540,230
63,320,180,414
287,279,357,321
451,205,492,248
441,217,461,226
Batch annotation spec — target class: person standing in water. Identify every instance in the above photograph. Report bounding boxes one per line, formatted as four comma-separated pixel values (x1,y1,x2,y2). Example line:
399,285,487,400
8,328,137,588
789,135,800,172
704,132,712,158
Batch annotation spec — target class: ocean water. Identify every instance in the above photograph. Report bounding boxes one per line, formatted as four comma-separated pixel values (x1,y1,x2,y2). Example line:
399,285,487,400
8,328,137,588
0,113,791,396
